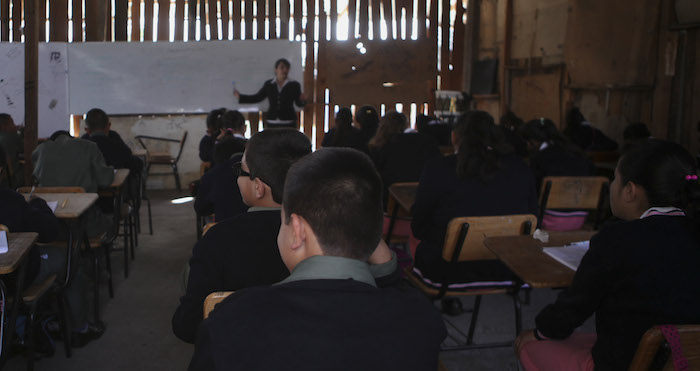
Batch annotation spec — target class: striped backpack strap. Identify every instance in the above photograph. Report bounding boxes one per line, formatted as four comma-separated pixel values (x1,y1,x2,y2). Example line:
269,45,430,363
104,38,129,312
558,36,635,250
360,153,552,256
659,325,689,371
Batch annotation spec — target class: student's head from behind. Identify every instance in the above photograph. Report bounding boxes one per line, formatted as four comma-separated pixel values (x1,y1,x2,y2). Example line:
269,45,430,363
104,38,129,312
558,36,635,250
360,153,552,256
355,105,379,132
0,113,16,133
213,137,246,164
219,110,246,137
85,108,110,134
368,111,407,150
237,128,311,207
206,108,226,135
334,107,352,130
278,148,383,271
452,110,513,182
274,58,291,81
519,117,562,154
500,111,524,132
49,130,72,141
611,139,699,220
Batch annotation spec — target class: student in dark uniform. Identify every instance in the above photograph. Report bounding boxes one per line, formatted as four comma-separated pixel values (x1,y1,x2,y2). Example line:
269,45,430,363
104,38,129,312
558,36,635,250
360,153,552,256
199,108,224,163
355,105,380,147
516,139,700,371
188,148,446,371
563,107,618,151
234,58,307,128
173,129,311,344
500,110,528,158
321,107,366,152
369,111,440,207
411,111,538,286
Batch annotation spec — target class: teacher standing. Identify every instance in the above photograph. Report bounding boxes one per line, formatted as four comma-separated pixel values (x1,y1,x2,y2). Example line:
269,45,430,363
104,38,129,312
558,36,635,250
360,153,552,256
234,58,307,129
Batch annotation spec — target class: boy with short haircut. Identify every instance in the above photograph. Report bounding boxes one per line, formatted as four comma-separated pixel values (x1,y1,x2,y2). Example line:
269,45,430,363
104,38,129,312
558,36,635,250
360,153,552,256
172,128,312,344
188,148,446,370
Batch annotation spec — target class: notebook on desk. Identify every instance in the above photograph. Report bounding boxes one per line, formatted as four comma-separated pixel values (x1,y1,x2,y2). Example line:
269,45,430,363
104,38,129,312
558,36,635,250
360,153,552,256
543,241,590,271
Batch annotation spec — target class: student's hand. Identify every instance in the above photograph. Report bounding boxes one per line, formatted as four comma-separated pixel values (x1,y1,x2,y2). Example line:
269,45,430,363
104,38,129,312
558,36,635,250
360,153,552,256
233,89,240,99
368,239,392,265
514,329,537,358
216,129,226,140
299,93,307,102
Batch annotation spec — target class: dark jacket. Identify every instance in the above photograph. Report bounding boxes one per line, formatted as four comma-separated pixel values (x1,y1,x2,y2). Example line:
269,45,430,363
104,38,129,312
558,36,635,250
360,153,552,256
370,133,441,207
411,155,538,283
566,125,618,152
321,127,367,152
199,135,216,163
530,144,595,191
194,155,248,220
536,215,700,371
239,79,305,122
172,210,289,344
188,279,446,371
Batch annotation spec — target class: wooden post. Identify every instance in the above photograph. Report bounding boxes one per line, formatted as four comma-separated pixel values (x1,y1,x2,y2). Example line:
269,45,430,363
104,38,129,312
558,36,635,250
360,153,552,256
499,0,512,116
24,0,39,184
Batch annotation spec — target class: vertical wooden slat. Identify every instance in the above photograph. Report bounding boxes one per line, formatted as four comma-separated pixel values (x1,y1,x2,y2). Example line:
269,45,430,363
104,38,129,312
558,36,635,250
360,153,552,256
358,0,368,38
329,0,336,40
439,0,449,88
188,0,197,40
11,0,21,41
405,0,413,39
72,0,83,41
394,0,402,39
114,0,128,40
279,0,289,39
143,0,154,40
303,0,315,136
269,0,277,38
207,0,217,39
244,0,253,38
380,0,390,39
249,113,260,135
37,0,46,41
293,0,301,37
427,0,436,39
370,0,379,39
158,0,170,40
49,0,68,41
347,0,356,39
0,0,8,41
198,0,205,38
451,0,464,89
131,0,141,41
232,0,240,38
175,0,185,40
315,1,327,147
24,0,38,183
86,0,107,41
220,0,228,39
256,0,264,38
106,0,113,41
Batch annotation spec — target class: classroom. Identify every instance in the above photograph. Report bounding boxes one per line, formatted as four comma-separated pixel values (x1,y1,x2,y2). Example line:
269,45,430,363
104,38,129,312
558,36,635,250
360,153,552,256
1,0,700,370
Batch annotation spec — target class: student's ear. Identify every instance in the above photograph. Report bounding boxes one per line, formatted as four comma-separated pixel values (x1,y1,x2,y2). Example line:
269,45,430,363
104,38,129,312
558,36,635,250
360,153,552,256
107,121,112,131
622,181,638,203
289,214,307,251
253,178,266,199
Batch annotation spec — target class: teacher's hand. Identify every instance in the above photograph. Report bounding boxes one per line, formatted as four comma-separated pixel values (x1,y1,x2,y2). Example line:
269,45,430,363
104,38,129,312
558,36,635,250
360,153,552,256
299,93,307,102
233,89,240,99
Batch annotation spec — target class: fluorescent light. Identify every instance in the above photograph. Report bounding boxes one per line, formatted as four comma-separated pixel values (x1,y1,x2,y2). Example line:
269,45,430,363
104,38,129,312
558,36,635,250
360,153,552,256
171,197,194,204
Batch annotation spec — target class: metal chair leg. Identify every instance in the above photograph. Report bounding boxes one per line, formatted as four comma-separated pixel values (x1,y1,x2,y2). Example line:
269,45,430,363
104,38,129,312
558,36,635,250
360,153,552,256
173,164,181,191
123,219,129,279
129,214,136,261
513,292,523,336
104,243,114,298
466,295,482,345
26,304,36,371
92,251,100,323
146,196,153,235
57,293,72,358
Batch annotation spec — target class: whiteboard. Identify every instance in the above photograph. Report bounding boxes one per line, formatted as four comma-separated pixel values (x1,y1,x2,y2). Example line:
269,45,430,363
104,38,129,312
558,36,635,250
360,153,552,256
68,40,303,115
0,42,70,138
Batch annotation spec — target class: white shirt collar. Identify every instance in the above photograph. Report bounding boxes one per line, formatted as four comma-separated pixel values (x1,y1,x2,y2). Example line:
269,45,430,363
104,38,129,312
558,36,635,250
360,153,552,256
274,78,290,92
639,207,686,219
233,133,246,140
403,128,417,134
539,142,549,151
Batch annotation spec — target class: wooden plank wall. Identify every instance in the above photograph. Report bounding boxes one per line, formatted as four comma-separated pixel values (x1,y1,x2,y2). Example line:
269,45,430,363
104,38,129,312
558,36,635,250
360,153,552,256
0,0,467,144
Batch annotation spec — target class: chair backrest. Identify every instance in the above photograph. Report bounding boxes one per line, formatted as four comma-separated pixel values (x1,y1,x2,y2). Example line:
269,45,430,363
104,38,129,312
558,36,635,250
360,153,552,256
539,176,609,211
441,214,537,262
203,291,234,319
16,186,86,194
0,224,9,233
386,182,417,218
628,325,700,371
174,131,188,162
202,222,217,236
200,161,212,177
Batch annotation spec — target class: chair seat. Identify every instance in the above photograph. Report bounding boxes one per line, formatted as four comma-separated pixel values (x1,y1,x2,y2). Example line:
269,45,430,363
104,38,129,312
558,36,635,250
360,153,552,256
148,152,176,164
22,274,58,303
405,267,512,297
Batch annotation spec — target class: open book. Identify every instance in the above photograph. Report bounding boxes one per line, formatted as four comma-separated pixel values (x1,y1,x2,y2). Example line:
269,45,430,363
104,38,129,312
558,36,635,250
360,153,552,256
543,241,590,271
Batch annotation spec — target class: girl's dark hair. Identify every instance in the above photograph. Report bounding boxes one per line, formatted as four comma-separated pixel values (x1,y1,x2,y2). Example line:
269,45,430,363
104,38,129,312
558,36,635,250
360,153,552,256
328,107,353,147
454,110,513,181
213,137,246,164
368,111,407,150
220,110,245,132
206,108,226,131
500,111,524,132
617,139,700,218
519,117,578,152
355,105,379,139
275,58,291,69
50,130,71,141
564,107,586,138
0,113,16,133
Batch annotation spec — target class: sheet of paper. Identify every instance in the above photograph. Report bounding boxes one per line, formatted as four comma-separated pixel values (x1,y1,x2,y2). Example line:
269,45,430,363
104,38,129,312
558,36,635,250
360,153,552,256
0,231,8,254
46,201,58,213
543,241,590,271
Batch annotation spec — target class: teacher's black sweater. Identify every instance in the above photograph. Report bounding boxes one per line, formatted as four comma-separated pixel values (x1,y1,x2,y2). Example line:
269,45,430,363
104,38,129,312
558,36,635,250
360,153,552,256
535,216,700,371
239,79,305,122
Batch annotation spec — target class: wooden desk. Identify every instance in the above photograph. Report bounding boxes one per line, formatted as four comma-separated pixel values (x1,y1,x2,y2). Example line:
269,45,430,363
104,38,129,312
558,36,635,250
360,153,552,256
132,149,147,158
24,193,98,220
99,169,130,197
0,232,38,275
484,231,596,288
385,183,419,244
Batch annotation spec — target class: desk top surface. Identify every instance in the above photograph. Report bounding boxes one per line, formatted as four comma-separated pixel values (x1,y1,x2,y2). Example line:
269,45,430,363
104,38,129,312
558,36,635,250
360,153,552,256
23,193,98,219
484,230,596,288
0,232,38,275
388,183,419,212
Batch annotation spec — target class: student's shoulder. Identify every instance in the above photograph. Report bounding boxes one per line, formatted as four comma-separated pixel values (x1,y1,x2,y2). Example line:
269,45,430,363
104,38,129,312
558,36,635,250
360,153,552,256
0,189,25,204
204,210,279,237
207,285,282,320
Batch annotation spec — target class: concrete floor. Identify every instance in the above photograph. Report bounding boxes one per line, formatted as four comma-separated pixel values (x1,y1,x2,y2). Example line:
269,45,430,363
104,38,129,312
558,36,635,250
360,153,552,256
4,190,595,371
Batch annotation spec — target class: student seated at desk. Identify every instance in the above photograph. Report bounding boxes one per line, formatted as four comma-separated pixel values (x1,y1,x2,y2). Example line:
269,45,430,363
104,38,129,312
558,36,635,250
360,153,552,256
355,105,380,148
173,129,311,344
520,118,595,230
32,130,115,237
411,111,538,286
194,137,248,221
199,108,224,163
321,107,366,152
0,113,24,187
516,139,700,371
0,146,104,347
188,148,446,371
369,111,440,207
564,107,618,152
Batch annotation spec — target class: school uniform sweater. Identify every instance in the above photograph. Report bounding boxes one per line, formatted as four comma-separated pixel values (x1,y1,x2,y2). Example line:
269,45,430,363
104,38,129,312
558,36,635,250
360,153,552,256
199,135,216,163
411,154,538,284
239,79,305,122
188,256,446,371
172,209,289,344
321,127,367,152
193,155,248,221
529,143,595,191
535,214,700,371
